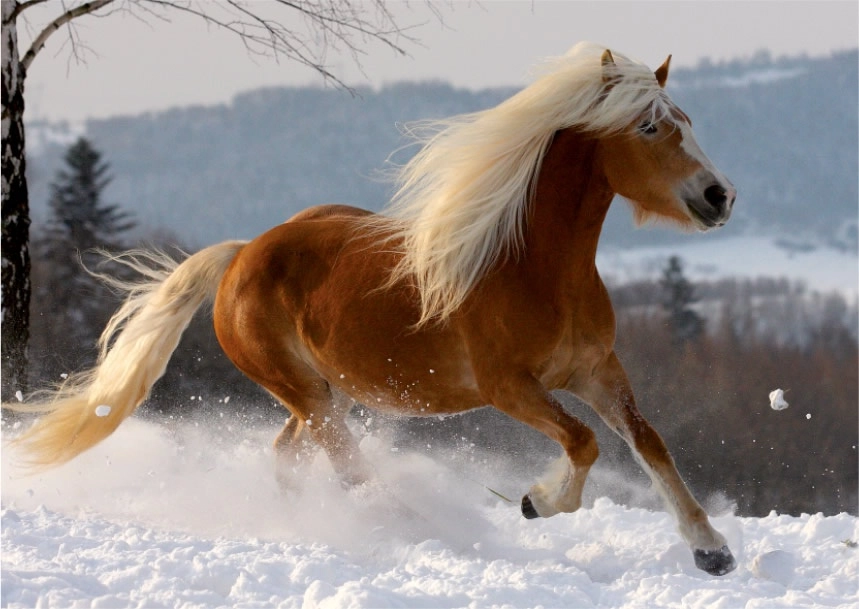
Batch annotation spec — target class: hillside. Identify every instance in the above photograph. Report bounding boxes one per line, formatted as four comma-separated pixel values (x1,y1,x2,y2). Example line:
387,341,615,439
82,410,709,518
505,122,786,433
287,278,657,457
26,50,858,252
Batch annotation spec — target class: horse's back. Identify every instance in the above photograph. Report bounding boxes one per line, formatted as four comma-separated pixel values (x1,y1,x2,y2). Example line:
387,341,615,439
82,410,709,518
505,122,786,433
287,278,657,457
214,205,378,354
286,204,374,223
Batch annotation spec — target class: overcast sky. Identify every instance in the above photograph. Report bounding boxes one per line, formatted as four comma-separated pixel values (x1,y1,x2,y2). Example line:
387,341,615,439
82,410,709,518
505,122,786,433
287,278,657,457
17,1,858,123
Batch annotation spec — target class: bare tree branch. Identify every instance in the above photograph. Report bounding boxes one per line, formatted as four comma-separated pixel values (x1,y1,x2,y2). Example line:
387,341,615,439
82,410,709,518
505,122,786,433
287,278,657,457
275,0,411,54
58,11,103,75
132,0,428,93
7,0,52,23
20,0,114,72
15,0,440,93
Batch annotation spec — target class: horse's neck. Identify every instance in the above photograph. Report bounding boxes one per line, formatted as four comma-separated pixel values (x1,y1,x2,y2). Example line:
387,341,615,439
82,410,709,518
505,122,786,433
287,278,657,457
525,129,614,272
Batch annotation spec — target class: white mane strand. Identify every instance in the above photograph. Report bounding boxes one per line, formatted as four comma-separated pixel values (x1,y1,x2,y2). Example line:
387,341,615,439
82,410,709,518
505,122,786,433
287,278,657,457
382,42,672,325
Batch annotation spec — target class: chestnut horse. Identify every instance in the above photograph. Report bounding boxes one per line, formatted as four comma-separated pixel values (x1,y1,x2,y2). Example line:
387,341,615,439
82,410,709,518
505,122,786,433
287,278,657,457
10,44,737,575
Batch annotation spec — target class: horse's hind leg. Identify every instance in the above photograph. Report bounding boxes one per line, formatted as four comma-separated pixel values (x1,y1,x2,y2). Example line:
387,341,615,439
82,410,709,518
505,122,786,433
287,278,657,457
266,381,373,490
271,413,309,490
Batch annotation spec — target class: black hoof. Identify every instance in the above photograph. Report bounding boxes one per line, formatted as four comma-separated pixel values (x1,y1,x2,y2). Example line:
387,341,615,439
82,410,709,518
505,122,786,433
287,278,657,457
693,545,737,576
521,494,540,519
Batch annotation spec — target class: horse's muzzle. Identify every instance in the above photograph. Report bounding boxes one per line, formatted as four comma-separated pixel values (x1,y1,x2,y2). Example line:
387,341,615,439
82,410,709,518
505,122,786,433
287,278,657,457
683,181,736,230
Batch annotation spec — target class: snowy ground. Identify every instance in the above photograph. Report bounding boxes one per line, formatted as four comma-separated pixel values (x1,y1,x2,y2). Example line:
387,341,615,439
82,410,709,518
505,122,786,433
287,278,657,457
2,416,857,608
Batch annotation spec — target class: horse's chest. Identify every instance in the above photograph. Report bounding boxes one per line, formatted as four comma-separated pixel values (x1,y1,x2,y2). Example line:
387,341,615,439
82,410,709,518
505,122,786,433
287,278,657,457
539,323,611,390
536,287,616,389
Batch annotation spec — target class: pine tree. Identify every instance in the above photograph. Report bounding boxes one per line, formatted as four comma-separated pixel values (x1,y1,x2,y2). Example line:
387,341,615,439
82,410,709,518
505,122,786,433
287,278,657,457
44,138,134,250
660,255,705,345
34,137,135,373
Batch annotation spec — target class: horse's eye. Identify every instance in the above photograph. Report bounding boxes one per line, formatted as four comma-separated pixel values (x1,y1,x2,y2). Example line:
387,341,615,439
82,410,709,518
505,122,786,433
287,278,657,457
638,121,658,135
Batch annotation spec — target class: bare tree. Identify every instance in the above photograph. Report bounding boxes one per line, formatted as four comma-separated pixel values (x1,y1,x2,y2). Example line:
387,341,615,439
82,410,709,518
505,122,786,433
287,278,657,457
1,0,436,401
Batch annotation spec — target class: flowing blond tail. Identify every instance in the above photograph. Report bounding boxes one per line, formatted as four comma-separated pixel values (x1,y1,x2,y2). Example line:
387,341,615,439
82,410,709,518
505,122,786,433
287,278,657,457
6,240,247,469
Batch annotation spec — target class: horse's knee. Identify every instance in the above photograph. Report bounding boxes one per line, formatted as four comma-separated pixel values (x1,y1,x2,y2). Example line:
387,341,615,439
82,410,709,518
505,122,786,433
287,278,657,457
626,418,672,468
563,421,599,468
580,426,600,465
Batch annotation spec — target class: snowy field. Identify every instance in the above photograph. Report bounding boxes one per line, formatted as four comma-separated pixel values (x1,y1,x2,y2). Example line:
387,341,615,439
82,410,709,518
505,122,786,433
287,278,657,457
2,416,857,608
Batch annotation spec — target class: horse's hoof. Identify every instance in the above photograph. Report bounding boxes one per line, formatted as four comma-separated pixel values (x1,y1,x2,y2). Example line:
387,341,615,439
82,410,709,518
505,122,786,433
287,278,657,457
521,494,540,519
693,545,737,576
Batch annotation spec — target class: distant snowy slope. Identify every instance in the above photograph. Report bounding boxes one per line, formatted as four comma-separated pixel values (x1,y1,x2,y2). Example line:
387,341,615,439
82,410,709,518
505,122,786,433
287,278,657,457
673,65,807,89
26,121,85,156
24,50,858,255
3,418,857,608
597,235,859,297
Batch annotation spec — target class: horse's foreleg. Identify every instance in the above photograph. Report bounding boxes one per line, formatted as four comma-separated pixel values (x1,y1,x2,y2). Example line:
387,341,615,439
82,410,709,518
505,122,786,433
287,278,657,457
575,351,736,576
486,374,599,518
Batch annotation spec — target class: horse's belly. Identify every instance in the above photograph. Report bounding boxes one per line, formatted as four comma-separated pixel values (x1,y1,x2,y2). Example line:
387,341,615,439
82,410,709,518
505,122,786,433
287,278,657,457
217,217,483,416
297,238,484,416
307,323,484,416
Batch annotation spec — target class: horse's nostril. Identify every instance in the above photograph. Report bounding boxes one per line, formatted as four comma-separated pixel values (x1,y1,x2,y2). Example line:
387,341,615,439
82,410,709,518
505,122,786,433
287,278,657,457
704,185,727,209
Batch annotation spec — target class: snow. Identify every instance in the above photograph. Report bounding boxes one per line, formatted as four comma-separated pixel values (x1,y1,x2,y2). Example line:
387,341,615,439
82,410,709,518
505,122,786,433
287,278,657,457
769,389,789,411
751,549,796,586
2,417,857,608
24,120,87,156
675,67,807,90
94,405,112,417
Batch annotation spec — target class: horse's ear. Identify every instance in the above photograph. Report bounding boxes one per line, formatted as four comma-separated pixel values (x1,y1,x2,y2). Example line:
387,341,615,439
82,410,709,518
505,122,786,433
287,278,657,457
600,48,623,99
601,49,617,84
655,54,672,88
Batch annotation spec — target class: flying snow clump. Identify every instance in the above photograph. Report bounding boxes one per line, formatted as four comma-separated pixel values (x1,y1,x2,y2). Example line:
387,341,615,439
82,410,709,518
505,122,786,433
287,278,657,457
769,389,789,411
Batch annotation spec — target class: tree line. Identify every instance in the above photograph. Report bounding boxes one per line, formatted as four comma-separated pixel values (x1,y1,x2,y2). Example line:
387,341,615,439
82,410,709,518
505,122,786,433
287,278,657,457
22,137,858,519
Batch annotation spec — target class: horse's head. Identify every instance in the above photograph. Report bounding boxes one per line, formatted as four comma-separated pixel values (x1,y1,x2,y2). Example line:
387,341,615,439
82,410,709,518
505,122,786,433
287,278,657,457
597,50,735,231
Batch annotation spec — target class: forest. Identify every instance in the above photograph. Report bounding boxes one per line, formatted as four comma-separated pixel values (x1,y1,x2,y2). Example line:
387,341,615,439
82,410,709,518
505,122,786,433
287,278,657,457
23,138,857,520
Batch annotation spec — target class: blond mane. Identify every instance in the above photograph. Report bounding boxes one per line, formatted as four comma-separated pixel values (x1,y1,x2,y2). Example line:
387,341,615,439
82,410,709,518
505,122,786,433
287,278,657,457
379,42,672,325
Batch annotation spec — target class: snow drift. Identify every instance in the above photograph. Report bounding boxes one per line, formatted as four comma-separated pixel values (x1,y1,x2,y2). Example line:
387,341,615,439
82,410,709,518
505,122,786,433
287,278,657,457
2,414,857,608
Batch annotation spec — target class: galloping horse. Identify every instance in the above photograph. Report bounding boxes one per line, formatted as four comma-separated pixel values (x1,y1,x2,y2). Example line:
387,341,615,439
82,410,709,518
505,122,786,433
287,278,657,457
10,44,737,575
